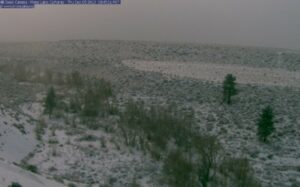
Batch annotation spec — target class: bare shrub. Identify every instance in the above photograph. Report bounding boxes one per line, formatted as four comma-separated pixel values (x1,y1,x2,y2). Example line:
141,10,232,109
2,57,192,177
13,64,30,82
44,86,56,116
81,78,113,117
43,69,54,85
163,150,195,187
220,157,261,187
119,100,194,150
67,70,83,88
193,135,222,187
35,118,47,141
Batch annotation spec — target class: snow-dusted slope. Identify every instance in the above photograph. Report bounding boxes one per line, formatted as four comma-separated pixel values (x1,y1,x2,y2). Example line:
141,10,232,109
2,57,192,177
0,40,299,187
0,106,37,163
0,160,65,187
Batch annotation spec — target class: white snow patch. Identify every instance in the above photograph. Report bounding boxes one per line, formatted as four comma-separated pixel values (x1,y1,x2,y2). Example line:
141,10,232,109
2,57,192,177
123,60,300,87
0,106,37,162
0,160,65,187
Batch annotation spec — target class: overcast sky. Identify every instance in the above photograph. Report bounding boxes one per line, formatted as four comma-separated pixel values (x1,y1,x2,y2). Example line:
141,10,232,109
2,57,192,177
0,0,300,49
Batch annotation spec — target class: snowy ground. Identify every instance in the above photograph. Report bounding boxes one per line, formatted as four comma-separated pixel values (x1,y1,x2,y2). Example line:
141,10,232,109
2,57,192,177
28,125,157,187
0,105,37,163
0,160,65,187
123,60,300,87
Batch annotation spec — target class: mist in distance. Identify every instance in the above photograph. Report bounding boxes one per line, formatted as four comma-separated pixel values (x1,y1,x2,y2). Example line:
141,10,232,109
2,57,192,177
0,0,300,50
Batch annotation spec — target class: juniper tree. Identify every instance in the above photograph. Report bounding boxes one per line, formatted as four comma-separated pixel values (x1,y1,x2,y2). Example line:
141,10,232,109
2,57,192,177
222,74,238,104
257,106,275,142
44,86,56,116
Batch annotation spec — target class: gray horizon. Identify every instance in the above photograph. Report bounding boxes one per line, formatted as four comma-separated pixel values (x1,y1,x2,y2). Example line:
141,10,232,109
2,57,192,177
0,0,300,50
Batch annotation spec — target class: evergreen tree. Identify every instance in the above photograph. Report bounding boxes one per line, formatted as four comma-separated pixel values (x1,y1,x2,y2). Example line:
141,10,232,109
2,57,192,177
222,74,238,104
257,106,275,142
44,86,56,116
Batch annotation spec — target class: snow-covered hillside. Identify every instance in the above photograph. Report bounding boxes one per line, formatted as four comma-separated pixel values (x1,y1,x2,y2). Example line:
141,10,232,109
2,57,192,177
0,40,299,187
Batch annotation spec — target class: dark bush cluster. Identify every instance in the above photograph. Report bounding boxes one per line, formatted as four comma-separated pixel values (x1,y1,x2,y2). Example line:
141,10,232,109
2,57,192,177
19,163,39,174
220,157,261,187
0,63,63,85
42,71,114,120
81,79,113,117
119,100,261,187
163,150,194,187
120,101,193,149
8,182,22,187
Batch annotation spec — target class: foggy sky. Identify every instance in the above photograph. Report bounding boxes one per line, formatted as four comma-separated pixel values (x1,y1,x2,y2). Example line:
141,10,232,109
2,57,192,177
0,0,300,50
